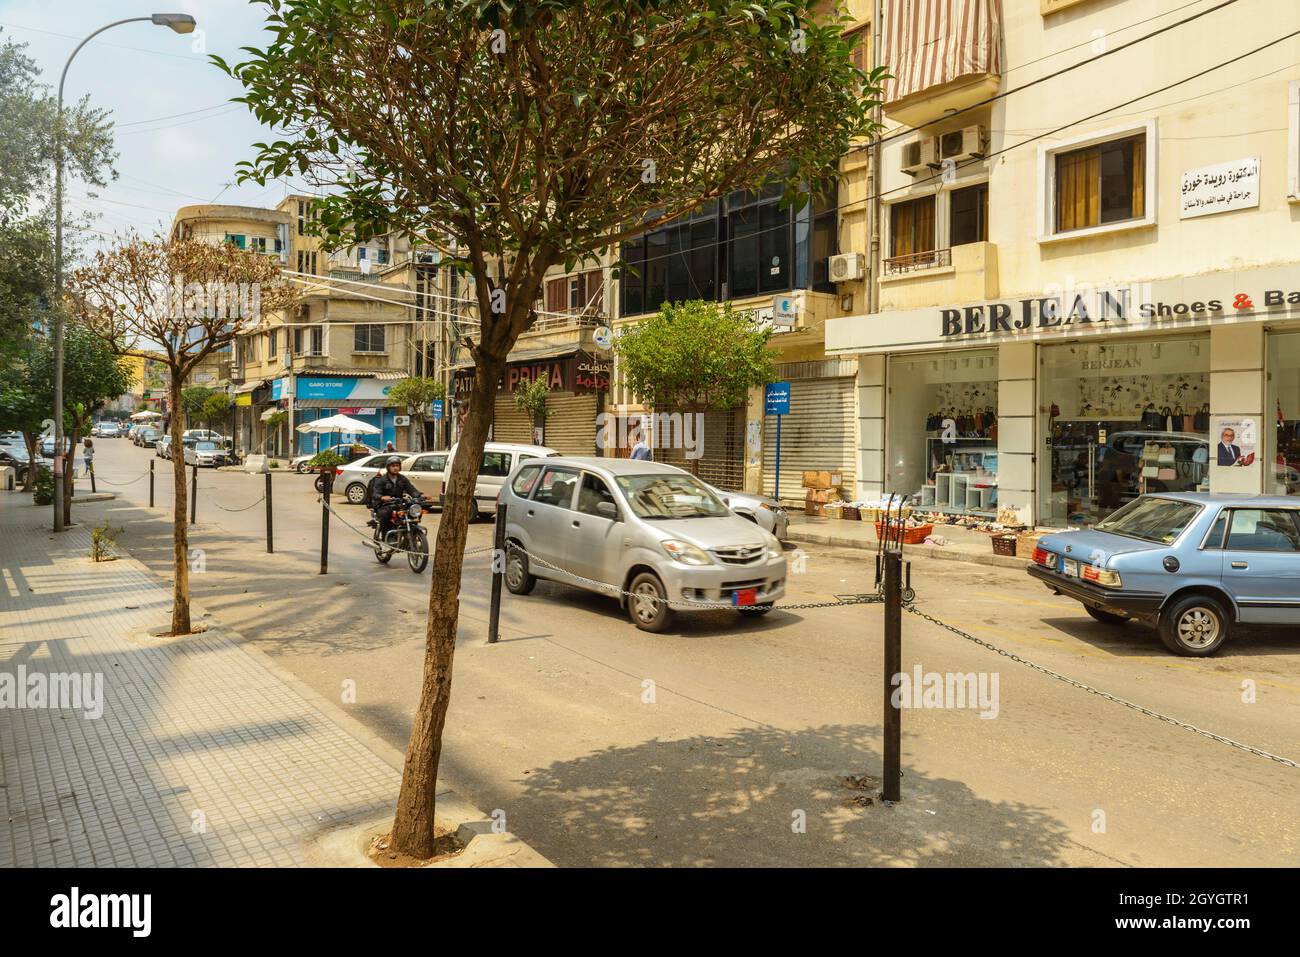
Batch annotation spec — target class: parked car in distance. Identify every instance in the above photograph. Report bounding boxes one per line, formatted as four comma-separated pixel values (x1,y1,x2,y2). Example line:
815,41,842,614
139,427,164,448
183,441,230,468
335,452,414,505
402,450,449,502
501,457,787,632
101,422,122,438
290,443,373,473
0,446,51,485
1029,493,1300,657
156,435,173,459
702,482,790,541
443,441,559,521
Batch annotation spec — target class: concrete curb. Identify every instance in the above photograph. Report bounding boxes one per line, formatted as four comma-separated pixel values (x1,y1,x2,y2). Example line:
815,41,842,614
89,508,552,868
789,527,1030,571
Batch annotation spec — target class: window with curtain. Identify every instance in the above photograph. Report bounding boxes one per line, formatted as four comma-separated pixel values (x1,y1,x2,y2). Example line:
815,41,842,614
1055,135,1145,232
889,196,935,258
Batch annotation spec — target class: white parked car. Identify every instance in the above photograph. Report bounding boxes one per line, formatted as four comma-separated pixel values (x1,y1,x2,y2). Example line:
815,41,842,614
183,441,231,467
442,441,559,521
335,452,413,505
403,450,449,502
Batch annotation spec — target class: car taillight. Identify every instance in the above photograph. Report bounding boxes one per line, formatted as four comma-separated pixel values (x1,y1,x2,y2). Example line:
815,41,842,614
1082,565,1122,587
335,467,344,475
1032,547,1050,566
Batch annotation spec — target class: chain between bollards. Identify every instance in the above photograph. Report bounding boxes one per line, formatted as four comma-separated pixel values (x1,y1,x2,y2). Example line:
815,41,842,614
487,501,507,644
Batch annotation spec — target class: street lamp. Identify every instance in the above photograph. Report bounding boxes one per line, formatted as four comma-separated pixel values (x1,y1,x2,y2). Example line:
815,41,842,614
52,13,197,531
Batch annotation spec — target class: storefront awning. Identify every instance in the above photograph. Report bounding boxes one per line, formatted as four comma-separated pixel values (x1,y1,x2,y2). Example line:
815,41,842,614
293,398,399,409
233,379,266,395
451,343,580,371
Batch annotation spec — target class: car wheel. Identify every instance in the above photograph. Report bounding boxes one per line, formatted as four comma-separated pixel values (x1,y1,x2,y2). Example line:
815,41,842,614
505,545,536,595
1085,606,1128,626
467,497,482,523
627,572,674,632
345,482,368,505
1159,594,1229,657
295,461,306,474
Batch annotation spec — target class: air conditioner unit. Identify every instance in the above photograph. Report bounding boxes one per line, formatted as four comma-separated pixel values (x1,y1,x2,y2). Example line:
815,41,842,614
939,125,989,164
394,415,411,427
828,252,865,283
901,137,938,176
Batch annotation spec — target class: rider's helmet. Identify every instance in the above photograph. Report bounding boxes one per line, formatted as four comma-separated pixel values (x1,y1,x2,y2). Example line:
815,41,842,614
386,455,402,467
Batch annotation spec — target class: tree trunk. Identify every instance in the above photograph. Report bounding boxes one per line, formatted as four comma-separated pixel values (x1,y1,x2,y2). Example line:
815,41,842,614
388,363,499,858
61,428,79,527
21,431,38,492
168,380,192,636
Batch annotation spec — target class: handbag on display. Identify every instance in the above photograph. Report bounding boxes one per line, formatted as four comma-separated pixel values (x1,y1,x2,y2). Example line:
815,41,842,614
1157,467,1177,480
1193,404,1210,431
1158,446,1176,465
1142,465,1159,479
1161,406,1175,432
1141,404,1164,430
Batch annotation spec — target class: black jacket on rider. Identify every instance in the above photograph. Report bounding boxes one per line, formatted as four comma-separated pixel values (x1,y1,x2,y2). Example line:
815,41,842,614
369,471,419,508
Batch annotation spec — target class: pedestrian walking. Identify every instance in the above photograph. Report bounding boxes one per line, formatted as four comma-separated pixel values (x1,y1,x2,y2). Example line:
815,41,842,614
82,437,95,476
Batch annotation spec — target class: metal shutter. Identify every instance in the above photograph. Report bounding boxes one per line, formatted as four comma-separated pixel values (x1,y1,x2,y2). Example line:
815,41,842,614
660,407,745,490
542,393,598,455
762,366,857,503
492,393,533,444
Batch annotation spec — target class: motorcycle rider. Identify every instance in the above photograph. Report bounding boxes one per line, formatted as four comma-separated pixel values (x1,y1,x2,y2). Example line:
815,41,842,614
370,455,420,538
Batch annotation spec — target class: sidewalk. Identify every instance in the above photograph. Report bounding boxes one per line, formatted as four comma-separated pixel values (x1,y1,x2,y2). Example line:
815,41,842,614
0,492,546,867
787,517,1029,570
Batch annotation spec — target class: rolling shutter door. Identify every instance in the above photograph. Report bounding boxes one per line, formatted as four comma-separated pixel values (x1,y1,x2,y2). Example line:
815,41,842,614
660,407,745,490
763,363,857,502
492,394,533,444
542,393,598,455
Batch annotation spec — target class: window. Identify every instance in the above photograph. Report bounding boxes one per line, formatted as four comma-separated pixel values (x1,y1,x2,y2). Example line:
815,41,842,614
297,201,305,235
1225,509,1300,552
846,25,868,75
251,237,268,253
296,251,318,274
293,328,302,355
620,204,718,316
1055,135,1145,232
533,467,580,507
268,329,278,357
727,184,790,299
353,324,385,353
226,234,246,250
950,183,988,246
512,463,544,495
412,454,447,473
1094,497,1202,544
889,196,935,258
576,473,616,517
480,452,512,477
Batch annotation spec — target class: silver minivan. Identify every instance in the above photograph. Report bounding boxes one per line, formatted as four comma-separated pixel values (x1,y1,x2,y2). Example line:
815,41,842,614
500,457,787,631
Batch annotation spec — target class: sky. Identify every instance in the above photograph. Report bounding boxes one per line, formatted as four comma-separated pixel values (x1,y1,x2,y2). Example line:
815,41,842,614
0,0,318,250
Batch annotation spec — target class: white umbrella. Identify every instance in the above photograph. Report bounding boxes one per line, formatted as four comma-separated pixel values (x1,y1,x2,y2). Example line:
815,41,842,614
296,414,380,435
130,410,162,421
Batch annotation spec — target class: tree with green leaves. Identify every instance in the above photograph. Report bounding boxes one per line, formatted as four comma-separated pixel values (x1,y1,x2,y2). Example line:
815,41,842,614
200,391,233,432
221,0,882,859
181,386,216,426
513,375,551,438
0,341,47,491
387,376,446,451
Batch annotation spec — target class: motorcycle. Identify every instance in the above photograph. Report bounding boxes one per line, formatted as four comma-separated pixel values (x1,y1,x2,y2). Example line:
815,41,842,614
368,492,432,573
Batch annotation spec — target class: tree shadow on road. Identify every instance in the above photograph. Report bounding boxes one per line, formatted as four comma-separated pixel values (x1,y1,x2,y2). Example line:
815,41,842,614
450,723,1082,867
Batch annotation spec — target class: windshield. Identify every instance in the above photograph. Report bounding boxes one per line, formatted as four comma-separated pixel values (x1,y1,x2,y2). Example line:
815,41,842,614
195,442,217,451
1095,496,1202,544
615,473,730,520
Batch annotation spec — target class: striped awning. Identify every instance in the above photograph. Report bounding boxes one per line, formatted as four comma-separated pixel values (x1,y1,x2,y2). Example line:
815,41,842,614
883,0,1003,107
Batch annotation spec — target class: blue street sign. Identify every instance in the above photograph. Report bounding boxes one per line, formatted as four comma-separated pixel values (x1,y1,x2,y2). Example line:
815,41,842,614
765,381,790,416
432,399,445,420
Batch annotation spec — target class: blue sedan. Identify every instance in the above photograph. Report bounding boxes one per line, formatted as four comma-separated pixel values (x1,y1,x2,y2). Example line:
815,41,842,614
1028,493,1300,656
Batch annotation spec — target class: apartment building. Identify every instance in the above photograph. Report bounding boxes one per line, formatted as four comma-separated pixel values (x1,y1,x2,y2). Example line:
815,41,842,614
607,0,873,498
825,0,1300,527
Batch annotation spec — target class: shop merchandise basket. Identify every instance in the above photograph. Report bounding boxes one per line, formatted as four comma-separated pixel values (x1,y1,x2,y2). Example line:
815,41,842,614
991,533,1018,557
876,522,933,545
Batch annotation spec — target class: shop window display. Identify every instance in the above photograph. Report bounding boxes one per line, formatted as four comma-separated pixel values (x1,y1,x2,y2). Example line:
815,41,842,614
1039,336,1210,527
1267,331,1300,496
887,351,999,517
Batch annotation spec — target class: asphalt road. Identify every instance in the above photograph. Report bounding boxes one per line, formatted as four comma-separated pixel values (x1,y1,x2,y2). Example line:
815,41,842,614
78,439,1300,866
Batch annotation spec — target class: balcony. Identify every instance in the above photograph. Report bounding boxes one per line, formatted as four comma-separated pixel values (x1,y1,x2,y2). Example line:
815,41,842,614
881,0,1002,127
878,241,999,312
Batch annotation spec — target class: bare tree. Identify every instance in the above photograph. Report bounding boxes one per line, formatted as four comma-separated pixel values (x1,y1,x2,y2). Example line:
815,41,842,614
221,0,883,858
67,235,297,636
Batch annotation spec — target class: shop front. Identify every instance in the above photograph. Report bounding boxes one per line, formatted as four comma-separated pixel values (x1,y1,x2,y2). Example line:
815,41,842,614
270,374,400,454
827,264,1300,528
452,348,610,455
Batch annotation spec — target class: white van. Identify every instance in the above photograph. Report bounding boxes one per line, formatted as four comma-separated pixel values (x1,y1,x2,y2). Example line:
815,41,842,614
442,441,558,520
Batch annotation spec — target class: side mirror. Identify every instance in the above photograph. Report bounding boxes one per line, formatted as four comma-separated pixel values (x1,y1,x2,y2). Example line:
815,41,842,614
596,501,618,520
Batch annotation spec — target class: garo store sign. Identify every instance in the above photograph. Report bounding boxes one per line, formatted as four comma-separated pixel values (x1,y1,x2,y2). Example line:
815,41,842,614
939,282,1300,339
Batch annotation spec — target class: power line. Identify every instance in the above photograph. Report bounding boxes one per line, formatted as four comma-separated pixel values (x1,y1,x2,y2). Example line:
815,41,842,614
114,102,234,129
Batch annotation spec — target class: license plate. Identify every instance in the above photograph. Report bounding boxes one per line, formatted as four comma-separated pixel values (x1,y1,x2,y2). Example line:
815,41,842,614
1062,559,1079,578
733,588,758,607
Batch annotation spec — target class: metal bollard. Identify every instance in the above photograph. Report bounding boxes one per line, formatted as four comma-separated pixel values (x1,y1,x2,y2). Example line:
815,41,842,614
488,501,507,644
319,468,334,574
149,459,155,507
265,471,274,553
882,547,902,803
190,463,198,525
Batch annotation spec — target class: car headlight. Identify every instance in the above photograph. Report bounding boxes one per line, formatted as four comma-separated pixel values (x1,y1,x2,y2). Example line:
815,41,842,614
1082,565,1122,588
660,539,712,566
759,502,774,511
765,540,782,560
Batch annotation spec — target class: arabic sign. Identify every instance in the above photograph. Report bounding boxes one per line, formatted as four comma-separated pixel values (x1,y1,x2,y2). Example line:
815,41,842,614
764,381,791,415
1180,158,1259,219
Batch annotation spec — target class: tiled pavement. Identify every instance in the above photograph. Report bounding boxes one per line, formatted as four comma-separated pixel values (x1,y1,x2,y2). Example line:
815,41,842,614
0,494,403,867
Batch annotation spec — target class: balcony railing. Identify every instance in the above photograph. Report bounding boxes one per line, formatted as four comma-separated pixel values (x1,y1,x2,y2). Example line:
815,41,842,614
882,247,952,276
530,308,605,332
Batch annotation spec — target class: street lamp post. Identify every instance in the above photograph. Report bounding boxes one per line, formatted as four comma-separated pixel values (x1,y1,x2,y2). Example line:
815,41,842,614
52,13,196,532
